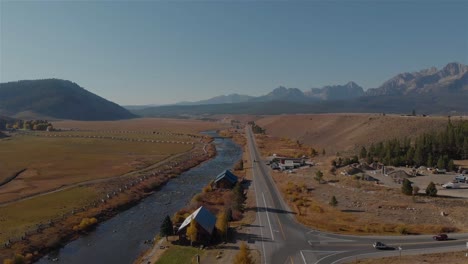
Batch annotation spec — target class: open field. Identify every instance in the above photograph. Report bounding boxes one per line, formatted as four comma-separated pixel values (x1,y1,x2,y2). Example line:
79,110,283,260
0,186,99,242
255,114,461,155
355,250,468,264
53,118,225,133
0,118,224,261
0,134,191,203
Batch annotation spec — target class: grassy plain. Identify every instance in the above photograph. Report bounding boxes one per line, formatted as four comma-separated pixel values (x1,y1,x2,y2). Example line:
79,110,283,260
155,245,202,264
0,118,225,258
0,186,98,242
0,134,191,203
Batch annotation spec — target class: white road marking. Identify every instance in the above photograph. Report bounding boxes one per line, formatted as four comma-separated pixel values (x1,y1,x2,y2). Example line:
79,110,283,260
313,251,345,264
249,132,268,264
262,191,275,241
300,250,307,264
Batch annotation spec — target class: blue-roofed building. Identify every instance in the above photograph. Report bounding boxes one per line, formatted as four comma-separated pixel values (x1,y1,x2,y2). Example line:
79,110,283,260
177,206,217,243
213,169,238,189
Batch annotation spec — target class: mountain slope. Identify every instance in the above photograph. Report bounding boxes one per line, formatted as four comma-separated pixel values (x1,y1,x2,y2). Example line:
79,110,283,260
366,62,468,96
177,93,254,105
306,82,364,100
249,86,312,102
0,79,136,120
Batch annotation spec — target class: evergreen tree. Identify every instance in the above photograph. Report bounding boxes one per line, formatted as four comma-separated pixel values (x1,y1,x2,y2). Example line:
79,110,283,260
447,159,455,172
160,215,174,241
437,156,445,169
359,147,367,159
233,182,246,211
425,182,438,197
401,179,413,195
427,154,433,168
329,196,338,207
314,170,323,184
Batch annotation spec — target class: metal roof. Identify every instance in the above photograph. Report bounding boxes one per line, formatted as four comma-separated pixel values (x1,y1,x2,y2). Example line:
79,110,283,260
214,169,238,184
177,206,217,235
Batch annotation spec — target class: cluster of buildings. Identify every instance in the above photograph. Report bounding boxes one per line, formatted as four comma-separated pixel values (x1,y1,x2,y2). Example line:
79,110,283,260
175,169,239,244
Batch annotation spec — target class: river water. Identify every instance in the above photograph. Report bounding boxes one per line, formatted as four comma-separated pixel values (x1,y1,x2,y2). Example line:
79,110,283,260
38,132,242,264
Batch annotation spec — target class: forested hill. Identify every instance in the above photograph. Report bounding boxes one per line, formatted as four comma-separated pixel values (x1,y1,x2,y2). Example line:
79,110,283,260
0,79,136,121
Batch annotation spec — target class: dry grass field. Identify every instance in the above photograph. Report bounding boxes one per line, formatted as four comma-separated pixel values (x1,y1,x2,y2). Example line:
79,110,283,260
0,186,99,242
0,134,191,203
256,114,458,155
355,251,468,264
0,118,225,259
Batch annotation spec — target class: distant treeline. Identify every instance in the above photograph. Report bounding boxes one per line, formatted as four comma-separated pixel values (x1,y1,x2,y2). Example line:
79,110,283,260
248,121,265,134
1,119,54,131
360,120,468,171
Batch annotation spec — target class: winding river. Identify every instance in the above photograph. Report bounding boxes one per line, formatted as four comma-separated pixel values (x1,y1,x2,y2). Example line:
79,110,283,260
38,132,242,264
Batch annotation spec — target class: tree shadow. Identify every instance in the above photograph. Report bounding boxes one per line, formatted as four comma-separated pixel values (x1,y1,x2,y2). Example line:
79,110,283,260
245,206,296,215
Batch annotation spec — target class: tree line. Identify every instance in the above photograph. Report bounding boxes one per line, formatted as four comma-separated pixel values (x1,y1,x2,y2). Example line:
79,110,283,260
248,121,265,134
359,119,468,171
2,119,54,131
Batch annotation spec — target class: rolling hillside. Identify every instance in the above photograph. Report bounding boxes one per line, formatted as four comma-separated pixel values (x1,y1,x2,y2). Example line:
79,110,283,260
256,114,455,155
0,79,136,120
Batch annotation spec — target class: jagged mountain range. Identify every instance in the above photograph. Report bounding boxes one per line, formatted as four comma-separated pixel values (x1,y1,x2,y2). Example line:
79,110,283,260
136,62,468,116
173,62,467,106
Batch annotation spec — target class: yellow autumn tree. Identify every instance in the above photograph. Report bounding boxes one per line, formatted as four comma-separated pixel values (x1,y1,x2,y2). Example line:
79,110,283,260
186,219,198,246
233,242,254,264
216,211,228,241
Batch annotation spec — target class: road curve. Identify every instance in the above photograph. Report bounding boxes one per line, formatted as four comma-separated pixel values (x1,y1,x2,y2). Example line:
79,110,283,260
245,126,468,264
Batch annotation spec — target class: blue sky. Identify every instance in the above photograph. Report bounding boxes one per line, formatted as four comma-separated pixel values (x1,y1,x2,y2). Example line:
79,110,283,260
1,0,467,105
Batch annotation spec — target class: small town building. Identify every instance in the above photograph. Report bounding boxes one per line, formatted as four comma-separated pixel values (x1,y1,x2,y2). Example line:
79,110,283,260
213,170,238,189
177,206,217,244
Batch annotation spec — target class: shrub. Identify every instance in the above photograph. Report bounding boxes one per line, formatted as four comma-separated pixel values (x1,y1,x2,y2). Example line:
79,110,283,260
202,184,212,193
233,242,254,264
401,179,413,195
73,217,98,231
329,196,338,207
425,182,438,197
396,225,409,234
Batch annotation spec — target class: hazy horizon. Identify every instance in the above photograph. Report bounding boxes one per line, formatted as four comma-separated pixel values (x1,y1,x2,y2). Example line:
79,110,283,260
1,0,467,105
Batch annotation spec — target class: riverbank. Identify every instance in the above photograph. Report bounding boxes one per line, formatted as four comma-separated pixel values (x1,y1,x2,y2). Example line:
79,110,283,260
136,127,261,264
1,139,217,263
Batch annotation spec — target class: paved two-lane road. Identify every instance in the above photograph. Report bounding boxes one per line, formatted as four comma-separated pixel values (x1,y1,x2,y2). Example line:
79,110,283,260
245,126,468,264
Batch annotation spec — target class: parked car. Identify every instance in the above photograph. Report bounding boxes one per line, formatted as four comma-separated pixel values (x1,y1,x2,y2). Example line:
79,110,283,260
442,182,460,189
455,175,466,183
373,241,393,250
433,234,448,241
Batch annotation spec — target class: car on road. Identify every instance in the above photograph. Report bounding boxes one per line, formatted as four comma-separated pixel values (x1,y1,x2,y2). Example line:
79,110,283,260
433,234,448,241
373,241,393,250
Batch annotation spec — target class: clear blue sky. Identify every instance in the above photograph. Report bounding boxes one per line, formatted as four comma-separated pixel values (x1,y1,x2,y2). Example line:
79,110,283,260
1,0,467,105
